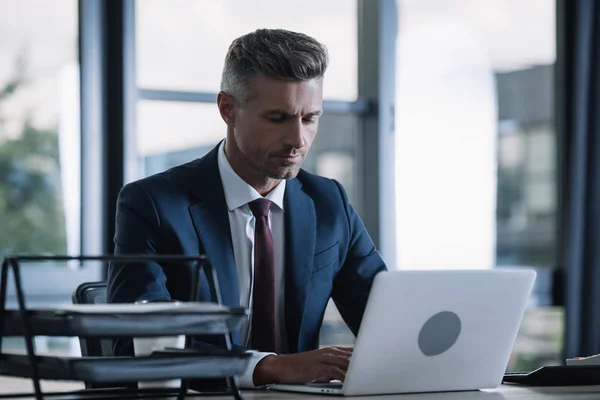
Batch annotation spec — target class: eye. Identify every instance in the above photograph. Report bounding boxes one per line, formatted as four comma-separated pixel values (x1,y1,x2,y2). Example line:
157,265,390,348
267,115,286,123
303,116,318,124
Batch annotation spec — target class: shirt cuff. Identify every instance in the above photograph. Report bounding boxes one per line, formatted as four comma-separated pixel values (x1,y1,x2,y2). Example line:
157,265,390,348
237,351,276,388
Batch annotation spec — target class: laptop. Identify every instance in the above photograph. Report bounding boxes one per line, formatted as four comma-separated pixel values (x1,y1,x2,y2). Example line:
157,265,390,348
269,269,536,396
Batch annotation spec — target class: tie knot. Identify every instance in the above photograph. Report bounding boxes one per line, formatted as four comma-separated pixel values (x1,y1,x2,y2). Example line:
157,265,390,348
249,198,272,217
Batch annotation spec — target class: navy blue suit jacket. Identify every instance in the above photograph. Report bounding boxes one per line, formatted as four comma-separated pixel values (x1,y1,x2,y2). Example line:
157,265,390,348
107,144,387,356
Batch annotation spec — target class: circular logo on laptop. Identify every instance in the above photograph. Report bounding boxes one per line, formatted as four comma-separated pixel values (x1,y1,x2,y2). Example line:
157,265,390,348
418,311,461,356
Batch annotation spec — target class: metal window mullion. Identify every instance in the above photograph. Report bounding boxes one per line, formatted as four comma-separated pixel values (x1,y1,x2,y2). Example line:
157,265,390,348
357,0,397,266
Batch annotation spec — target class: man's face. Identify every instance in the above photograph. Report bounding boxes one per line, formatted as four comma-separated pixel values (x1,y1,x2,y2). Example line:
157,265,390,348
230,74,323,180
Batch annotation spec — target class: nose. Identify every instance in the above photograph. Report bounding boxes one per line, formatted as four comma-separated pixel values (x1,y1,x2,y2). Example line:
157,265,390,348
283,119,306,150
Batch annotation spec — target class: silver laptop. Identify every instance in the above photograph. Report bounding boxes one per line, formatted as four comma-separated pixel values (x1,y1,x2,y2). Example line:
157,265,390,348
269,269,536,396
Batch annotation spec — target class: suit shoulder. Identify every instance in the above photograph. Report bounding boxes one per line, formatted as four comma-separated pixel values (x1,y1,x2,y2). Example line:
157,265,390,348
296,169,337,189
295,169,346,202
121,158,205,200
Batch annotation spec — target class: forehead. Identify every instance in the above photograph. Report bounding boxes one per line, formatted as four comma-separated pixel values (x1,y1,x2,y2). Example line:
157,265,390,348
245,74,323,111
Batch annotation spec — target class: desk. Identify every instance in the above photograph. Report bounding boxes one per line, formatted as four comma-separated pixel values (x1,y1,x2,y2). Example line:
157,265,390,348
1,378,600,399
245,386,598,399
5,386,600,400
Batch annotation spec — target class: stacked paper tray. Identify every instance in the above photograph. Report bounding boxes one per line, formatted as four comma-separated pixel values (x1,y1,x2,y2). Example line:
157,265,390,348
0,348,251,383
1,303,249,337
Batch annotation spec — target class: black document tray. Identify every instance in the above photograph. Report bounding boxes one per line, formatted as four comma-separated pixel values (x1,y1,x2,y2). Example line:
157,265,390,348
2,304,248,337
0,349,251,383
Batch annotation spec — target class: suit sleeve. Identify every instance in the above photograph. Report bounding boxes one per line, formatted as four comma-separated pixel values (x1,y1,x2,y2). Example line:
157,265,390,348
106,182,262,388
330,180,388,336
106,181,172,356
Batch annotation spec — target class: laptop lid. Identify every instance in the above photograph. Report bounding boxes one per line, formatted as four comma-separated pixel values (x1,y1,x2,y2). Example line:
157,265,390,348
342,269,536,396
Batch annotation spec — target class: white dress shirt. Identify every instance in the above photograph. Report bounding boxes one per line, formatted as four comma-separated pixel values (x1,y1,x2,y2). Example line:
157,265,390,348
217,141,287,387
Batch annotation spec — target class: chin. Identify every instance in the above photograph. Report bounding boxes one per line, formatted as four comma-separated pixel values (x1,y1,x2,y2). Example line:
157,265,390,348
264,166,300,180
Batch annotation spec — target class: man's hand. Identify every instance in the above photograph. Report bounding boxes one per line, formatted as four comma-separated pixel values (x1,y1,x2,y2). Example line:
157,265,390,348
253,347,353,386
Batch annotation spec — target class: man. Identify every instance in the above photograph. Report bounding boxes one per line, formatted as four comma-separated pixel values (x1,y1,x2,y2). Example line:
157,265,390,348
107,28,387,387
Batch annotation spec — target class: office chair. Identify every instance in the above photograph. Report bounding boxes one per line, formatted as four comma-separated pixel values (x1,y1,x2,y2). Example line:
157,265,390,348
72,281,114,358
72,281,119,389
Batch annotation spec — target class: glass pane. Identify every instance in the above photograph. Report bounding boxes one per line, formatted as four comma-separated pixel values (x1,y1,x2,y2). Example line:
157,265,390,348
302,113,359,209
0,0,79,257
0,0,91,365
395,0,559,371
136,101,225,176
395,0,556,266
509,308,564,371
526,128,555,176
135,0,358,100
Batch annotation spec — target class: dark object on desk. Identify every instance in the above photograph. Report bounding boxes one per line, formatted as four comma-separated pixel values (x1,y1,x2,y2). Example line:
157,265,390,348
0,350,250,383
0,254,245,400
3,292,248,338
503,365,600,386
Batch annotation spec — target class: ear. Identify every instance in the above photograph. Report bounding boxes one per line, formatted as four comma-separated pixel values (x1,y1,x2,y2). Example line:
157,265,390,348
217,91,236,127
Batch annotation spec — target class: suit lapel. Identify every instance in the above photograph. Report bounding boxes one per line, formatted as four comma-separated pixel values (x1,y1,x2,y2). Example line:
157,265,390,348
187,146,240,308
184,146,317,352
284,178,316,353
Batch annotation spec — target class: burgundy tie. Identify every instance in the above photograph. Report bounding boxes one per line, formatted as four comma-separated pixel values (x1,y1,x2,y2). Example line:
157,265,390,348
248,198,277,352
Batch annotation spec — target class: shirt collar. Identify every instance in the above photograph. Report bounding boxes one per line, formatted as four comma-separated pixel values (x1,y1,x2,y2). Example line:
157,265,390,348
217,140,286,212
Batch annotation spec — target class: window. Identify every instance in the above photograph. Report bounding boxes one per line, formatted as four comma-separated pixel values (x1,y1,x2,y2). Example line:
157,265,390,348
136,0,357,100
136,101,225,175
0,0,79,258
0,0,98,362
395,0,560,370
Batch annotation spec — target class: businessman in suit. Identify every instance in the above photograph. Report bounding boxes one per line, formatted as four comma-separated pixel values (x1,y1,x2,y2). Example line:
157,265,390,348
107,28,387,387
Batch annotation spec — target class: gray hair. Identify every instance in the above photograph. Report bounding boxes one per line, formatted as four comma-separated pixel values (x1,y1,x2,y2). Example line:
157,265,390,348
220,29,329,102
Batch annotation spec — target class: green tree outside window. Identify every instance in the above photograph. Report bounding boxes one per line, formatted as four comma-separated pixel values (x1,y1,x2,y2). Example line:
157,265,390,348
0,61,67,256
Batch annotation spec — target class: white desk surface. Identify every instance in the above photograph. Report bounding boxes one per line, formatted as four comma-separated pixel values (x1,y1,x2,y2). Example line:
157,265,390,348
243,386,600,399
2,378,600,399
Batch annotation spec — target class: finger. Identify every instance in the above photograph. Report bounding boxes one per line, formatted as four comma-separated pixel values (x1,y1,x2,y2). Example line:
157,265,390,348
329,346,353,354
334,346,354,352
311,365,347,383
322,346,353,357
326,366,347,382
320,353,351,370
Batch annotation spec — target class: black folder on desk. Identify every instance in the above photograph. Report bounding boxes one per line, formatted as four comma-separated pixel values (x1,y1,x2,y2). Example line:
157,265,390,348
503,365,600,386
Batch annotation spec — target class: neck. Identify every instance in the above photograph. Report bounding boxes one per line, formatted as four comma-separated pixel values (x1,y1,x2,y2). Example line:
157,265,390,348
224,138,281,196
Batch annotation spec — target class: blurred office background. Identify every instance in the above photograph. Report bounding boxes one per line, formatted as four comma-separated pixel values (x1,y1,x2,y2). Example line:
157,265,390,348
0,0,598,382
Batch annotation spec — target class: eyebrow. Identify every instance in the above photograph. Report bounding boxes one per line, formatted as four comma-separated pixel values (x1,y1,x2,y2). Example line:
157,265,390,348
263,109,323,118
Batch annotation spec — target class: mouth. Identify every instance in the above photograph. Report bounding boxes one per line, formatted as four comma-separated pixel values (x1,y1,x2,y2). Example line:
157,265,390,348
273,154,301,163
